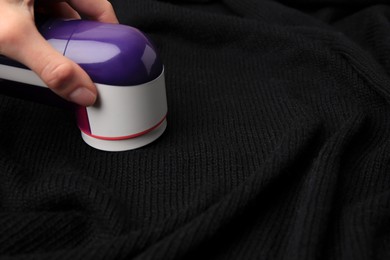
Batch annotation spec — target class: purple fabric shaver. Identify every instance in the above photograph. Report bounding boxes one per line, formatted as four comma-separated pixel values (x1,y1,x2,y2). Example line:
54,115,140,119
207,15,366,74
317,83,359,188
0,19,168,151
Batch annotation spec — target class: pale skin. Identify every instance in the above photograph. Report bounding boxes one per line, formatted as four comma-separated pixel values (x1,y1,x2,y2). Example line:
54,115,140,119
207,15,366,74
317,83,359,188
0,0,119,106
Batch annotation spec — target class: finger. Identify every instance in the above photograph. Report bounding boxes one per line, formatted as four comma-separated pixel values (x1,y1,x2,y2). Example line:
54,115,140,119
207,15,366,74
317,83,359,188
66,0,118,23
8,22,97,106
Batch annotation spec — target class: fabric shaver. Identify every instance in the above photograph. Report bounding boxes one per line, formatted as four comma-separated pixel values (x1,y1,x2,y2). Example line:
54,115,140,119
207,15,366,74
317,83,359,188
0,19,168,152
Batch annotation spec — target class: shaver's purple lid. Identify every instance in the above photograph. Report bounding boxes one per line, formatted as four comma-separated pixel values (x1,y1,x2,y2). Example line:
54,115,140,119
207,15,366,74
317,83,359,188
41,19,163,86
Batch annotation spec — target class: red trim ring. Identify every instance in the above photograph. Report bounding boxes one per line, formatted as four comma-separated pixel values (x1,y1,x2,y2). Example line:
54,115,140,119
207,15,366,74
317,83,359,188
80,115,167,141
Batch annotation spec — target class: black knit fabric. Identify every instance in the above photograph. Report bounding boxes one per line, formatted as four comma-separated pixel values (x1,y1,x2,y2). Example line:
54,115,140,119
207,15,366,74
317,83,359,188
0,0,390,259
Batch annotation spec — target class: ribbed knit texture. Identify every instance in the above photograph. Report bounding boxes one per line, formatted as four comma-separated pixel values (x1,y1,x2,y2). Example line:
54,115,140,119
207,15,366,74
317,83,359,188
0,0,390,259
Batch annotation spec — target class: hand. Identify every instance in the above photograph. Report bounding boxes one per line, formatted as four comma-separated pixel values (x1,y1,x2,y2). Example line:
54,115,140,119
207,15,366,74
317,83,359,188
0,0,118,106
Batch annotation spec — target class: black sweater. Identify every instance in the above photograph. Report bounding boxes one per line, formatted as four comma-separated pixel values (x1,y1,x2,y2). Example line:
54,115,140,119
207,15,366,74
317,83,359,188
0,0,389,259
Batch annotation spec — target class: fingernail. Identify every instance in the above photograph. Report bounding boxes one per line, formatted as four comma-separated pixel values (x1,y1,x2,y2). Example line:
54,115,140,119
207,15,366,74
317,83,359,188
69,88,97,106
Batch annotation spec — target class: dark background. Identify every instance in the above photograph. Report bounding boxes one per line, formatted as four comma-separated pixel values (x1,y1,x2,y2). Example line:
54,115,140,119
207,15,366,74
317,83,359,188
0,0,390,259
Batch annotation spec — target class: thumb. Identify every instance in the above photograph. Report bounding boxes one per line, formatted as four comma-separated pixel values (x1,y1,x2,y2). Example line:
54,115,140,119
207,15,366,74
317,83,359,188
6,22,97,106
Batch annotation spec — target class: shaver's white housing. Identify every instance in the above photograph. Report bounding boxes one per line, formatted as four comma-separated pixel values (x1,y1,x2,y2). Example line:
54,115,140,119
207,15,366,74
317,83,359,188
79,71,167,151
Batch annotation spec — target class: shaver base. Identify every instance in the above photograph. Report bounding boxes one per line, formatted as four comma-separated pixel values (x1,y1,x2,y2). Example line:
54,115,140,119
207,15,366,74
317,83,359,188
81,119,167,152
